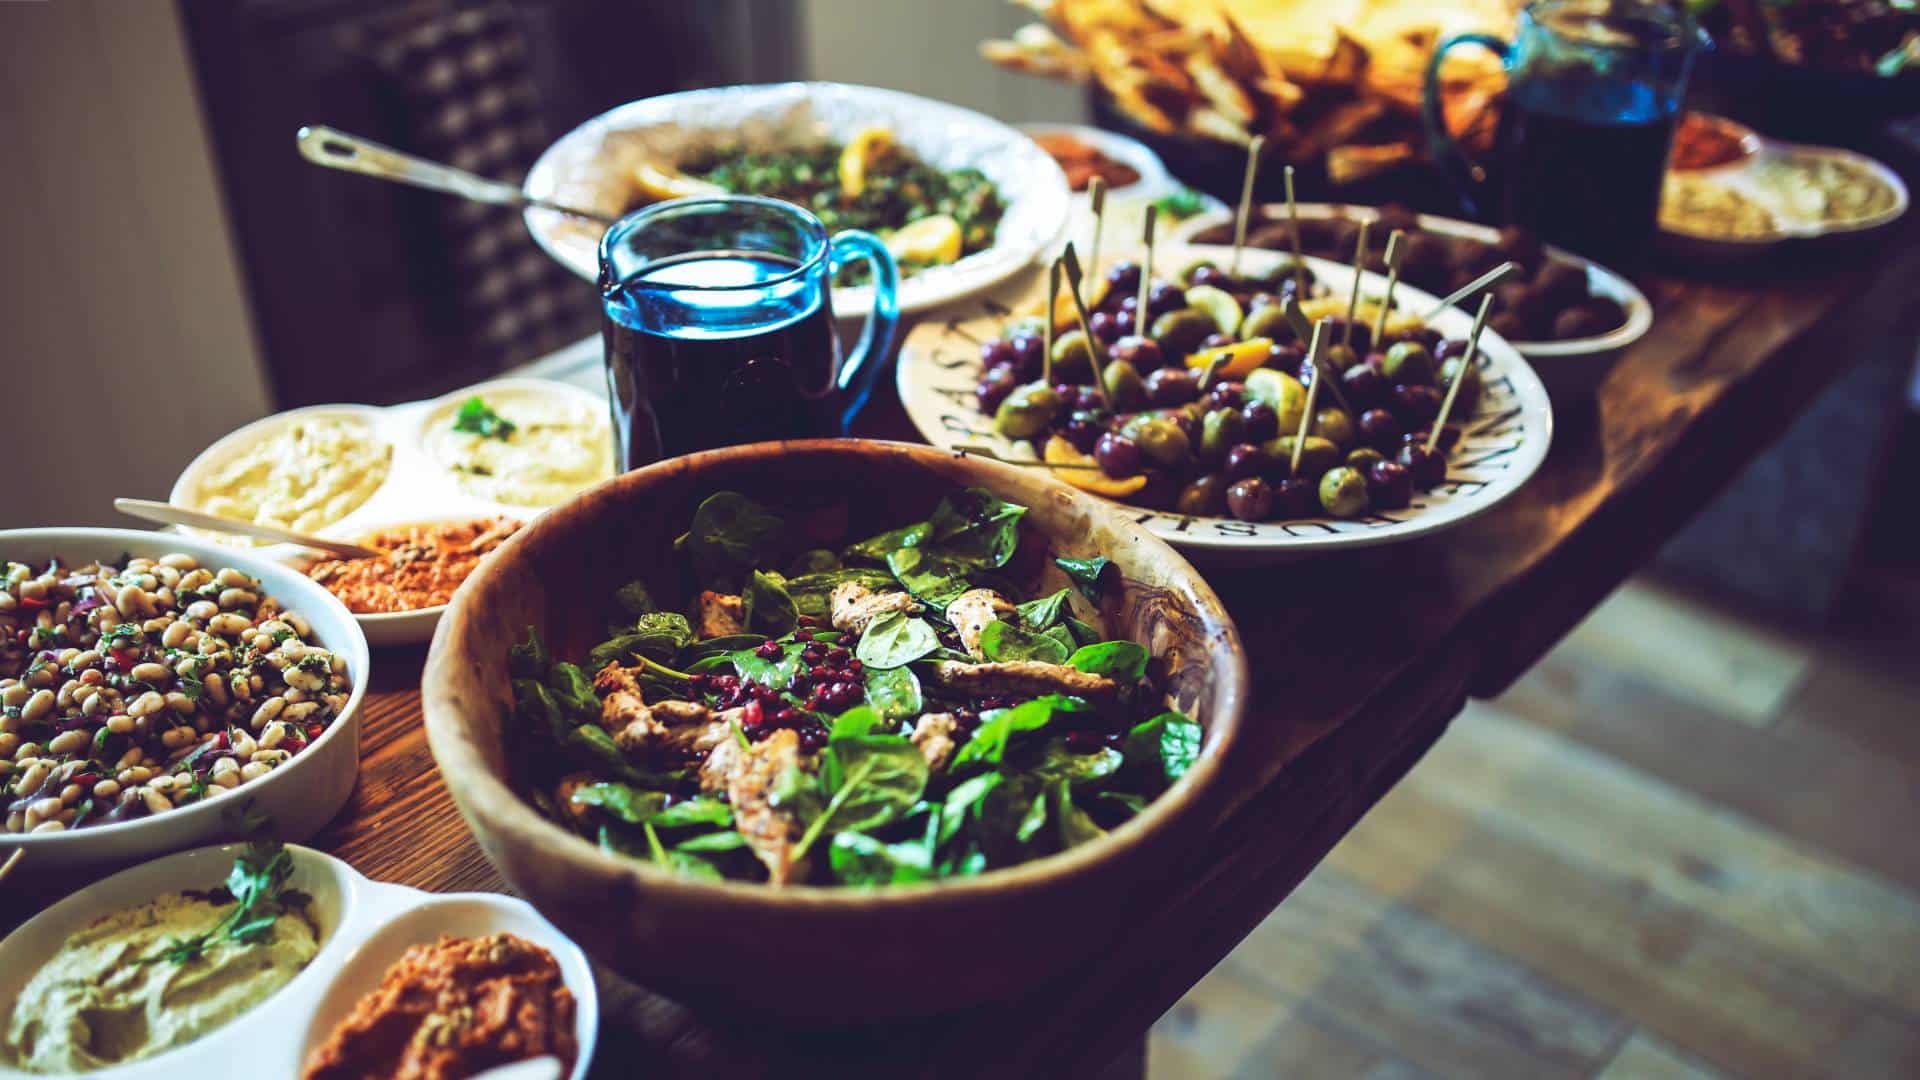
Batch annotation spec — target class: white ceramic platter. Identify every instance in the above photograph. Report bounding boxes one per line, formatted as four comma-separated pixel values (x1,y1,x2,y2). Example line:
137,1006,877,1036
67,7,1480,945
1658,140,1910,256
0,844,597,1080
1165,202,1654,361
896,244,1554,562
0,529,368,873
523,82,1073,316
168,377,610,647
1014,122,1175,202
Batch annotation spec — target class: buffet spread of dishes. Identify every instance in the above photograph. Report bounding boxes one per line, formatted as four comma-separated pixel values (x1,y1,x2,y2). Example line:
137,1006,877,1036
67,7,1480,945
1,71,1905,1076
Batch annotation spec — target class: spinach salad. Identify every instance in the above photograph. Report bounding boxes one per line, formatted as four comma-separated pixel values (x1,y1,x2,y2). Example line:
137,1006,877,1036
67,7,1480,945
507,488,1203,887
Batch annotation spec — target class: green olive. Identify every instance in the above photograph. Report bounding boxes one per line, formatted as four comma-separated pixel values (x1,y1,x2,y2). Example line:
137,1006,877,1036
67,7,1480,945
1244,368,1307,434
1102,360,1146,411
1132,416,1192,468
1238,303,1295,343
1004,315,1048,340
1263,435,1340,479
1199,407,1246,462
1311,407,1356,449
1051,329,1096,377
1319,465,1370,518
1149,309,1217,360
1323,344,1361,374
1438,356,1483,414
993,382,1062,440
1382,341,1435,385
1178,259,1221,285
1175,474,1229,516
1346,446,1386,473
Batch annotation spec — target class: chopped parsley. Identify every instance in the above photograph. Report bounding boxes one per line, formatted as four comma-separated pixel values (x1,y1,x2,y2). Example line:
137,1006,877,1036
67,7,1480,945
103,623,143,648
452,396,516,440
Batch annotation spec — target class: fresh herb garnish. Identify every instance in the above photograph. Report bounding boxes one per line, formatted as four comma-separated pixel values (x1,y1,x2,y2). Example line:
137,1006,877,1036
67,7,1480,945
451,395,517,439
159,839,306,964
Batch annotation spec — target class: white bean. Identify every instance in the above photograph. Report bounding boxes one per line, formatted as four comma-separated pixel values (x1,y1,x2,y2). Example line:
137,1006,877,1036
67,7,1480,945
129,662,172,684
251,697,284,731
162,621,194,648
127,690,166,718
92,779,120,799
46,729,88,755
159,553,198,570
229,731,258,758
20,689,53,724
29,819,65,834
14,762,48,798
186,600,219,622
218,588,257,610
106,714,134,735
203,673,229,706
208,613,251,637
141,788,172,814
0,733,17,758
0,683,26,709
159,727,193,750
239,762,272,782
259,722,287,750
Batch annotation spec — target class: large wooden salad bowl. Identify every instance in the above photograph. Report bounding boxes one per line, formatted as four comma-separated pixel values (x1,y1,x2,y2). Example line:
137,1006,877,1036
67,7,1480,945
421,439,1247,1020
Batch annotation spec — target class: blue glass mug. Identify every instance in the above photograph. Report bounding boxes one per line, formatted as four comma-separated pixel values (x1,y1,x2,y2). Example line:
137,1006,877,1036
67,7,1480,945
1423,0,1704,261
599,195,900,469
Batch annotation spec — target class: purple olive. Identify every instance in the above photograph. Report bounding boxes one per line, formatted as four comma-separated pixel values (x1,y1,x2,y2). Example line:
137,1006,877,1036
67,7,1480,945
1342,363,1386,409
1208,380,1248,410
1403,425,1462,452
1391,384,1443,427
1144,367,1200,407
1368,460,1414,508
1223,442,1268,481
1273,476,1320,519
1225,477,1274,522
1434,337,1470,363
1089,310,1125,345
1061,412,1105,453
1110,335,1165,374
1147,282,1187,318
1008,334,1044,380
980,338,1014,370
1188,263,1231,289
1398,443,1447,488
1096,433,1144,478
1200,332,1234,352
1106,259,1143,297
975,367,1018,414
1240,400,1279,442
1358,408,1402,450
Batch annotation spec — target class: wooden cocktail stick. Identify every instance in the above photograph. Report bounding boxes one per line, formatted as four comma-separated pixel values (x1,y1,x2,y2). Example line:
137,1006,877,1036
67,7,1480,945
1290,319,1332,475
1229,134,1266,278
1086,176,1107,285
1340,220,1371,350
1428,292,1494,453
1061,244,1110,410
1283,164,1306,297
1423,261,1518,321
1135,203,1158,338
1370,229,1406,348
1043,258,1061,387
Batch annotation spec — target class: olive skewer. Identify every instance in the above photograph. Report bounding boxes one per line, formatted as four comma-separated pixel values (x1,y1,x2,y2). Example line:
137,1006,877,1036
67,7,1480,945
1428,292,1494,454
1370,230,1406,348
1135,203,1159,338
1229,134,1266,278
1286,295,1357,418
1043,258,1060,386
1283,164,1307,298
1423,261,1519,322
1086,175,1107,284
1340,219,1371,350
1289,318,1334,476
1060,244,1112,411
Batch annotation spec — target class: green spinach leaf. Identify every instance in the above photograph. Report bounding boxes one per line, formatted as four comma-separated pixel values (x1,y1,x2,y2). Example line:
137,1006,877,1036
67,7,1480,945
728,639,806,688
1051,780,1106,849
885,547,974,612
742,570,798,636
830,706,885,742
863,665,922,721
1068,640,1149,682
1122,711,1204,786
687,491,785,586
683,634,767,663
1027,738,1124,788
855,610,939,669
786,568,895,619
1065,616,1102,647
788,549,841,575
508,626,549,679
647,796,733,830
675,829,749,853
1054,556,1115,601
952,694,1088,769
938,772,1003,847
587,611,694,671
569,782,667,824
1016,786,1050,843
979,619,1071,664
1016,588,1071,631
927,488,1026,569
613,580,657,617
792,735,928,859
829,831,933,885
845,521,931,563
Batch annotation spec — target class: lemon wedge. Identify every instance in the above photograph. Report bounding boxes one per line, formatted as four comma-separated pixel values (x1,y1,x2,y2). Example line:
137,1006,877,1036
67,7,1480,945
886,214,963,266
1186,337,1273,380
1183,284,1244,337
838,127,895,198
1045,435,1148,498
1027,275,1112,335
631,161,724,203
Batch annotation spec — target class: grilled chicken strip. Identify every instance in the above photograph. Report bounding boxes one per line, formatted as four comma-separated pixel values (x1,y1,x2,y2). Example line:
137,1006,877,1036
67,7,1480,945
696,590,746,638
717,728,810,885
909,712,960,773
595,663,731,759
946,588,1014,659
829,581,921,635
926,660,1121,702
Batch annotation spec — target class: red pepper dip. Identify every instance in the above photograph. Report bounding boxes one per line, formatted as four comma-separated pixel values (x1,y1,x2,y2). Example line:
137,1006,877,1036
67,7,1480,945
306,518,519,614
1670,112,1754,172
1033,132,1142,191
301,932,577,1080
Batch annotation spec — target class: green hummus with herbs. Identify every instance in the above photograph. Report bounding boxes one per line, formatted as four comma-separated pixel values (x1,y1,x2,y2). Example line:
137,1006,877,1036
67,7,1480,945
0,843,317,1074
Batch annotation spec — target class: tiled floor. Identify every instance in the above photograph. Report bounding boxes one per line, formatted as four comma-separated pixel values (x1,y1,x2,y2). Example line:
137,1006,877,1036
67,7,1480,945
1149,577,1920,1078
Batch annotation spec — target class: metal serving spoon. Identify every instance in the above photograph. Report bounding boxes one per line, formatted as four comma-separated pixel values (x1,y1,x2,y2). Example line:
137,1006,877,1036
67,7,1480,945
113,499,384,561
295,125,620,226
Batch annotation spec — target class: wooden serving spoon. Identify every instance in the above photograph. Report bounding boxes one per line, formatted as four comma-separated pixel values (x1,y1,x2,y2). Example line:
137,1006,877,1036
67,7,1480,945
113,499,383,560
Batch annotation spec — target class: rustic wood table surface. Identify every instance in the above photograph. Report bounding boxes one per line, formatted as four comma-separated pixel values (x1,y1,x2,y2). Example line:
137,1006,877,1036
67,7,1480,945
9,177,1916,1077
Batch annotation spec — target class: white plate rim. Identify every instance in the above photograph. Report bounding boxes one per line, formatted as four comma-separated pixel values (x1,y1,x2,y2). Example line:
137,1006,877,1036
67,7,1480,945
1655,138,1910,247
895,245,1555,557
1164,202,1653,359
521,81,1073,316
1012,121,1174,200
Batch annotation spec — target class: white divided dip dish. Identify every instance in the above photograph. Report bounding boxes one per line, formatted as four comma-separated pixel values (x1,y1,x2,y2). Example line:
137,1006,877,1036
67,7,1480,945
170,378,613,647
0,844,597,1080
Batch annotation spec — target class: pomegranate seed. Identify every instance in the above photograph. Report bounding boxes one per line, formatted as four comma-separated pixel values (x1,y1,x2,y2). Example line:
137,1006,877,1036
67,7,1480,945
794,630,814,642
740,700,765,730
755,640,782,660
826,647,851,666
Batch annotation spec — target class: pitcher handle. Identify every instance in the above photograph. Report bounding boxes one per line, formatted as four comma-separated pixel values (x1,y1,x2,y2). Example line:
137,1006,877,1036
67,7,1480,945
1423,33,1510,217
826,230,901,431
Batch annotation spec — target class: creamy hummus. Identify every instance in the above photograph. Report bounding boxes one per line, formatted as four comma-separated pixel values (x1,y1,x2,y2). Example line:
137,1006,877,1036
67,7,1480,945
0,891,319,1073
424,388,614,508
194,414,392,538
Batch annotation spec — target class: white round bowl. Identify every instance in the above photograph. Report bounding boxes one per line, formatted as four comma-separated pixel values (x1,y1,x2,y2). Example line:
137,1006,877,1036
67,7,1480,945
0,529,369,873
0,844,596,1080
522,81,1073,315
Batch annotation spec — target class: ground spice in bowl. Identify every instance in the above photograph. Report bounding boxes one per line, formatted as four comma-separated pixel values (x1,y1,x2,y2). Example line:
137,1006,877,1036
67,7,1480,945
306,519,520,614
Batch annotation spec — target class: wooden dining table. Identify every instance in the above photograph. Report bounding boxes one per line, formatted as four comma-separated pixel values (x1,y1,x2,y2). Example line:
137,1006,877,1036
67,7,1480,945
9,162,1917,1076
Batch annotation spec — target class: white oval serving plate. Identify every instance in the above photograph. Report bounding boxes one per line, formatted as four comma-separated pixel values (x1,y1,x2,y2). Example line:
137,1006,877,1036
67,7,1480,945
0,530,368,873
522,82,1072,316
0,844,597,1080
168,377,608,647
896,244,1554,563
1657,139,1910,257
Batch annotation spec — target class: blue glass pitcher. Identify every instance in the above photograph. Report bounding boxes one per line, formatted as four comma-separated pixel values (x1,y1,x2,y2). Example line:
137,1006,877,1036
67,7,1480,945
599,195,899,470
1423,0,1705,261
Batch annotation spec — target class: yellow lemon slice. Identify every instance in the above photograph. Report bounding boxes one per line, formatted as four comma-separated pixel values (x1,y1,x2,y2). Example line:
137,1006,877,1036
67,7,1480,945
1297,296,1422,341
1044,435,1148,498
1026,275,1112,335
631,161,724,203
1186,337,1273,380
885,214,963,266
838,127,895,198
1182,284,1244,337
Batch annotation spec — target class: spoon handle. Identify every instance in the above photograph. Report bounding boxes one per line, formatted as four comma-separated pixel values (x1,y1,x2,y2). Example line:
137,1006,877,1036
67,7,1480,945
295,125,618,226
113,499,384,561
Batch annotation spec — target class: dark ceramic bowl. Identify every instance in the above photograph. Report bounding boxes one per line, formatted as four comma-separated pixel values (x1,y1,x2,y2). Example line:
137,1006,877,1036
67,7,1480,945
421,440,1248,1020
